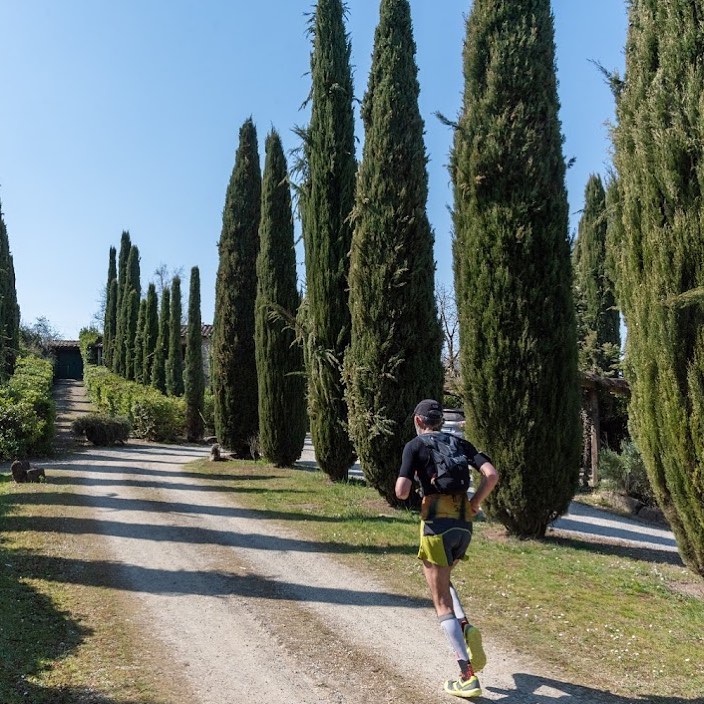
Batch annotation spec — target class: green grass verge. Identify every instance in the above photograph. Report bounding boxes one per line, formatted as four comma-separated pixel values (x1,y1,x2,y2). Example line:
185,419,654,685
183,459,704,700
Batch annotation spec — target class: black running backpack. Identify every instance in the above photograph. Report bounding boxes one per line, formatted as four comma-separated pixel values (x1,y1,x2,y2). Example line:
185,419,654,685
418,433,471,495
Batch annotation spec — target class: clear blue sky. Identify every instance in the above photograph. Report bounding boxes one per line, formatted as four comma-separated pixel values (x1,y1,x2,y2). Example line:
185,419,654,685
0,1,627,340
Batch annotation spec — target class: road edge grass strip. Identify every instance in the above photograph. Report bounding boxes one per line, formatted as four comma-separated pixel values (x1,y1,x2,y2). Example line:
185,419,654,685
184,458,704,700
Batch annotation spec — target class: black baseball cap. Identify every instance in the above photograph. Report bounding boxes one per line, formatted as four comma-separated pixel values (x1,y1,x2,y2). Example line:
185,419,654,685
413,399,443,420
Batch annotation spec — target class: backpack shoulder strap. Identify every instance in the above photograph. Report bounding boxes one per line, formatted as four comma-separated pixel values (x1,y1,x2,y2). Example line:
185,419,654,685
417,433,440,449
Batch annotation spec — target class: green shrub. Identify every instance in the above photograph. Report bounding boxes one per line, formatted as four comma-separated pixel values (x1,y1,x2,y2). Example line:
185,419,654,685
599,441,655,505
203,390,215,435
131,396,185,442
83,364,185,441
0,398,44,459
78,327,101,366
71,414,130,445
0,356,55,459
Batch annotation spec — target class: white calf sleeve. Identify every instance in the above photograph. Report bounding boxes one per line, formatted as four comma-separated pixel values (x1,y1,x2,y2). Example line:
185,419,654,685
449,583,467,622
438,613,470,662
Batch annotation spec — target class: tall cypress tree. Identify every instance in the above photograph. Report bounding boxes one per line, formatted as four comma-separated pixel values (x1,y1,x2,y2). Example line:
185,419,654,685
185,267,205,441
346,0,443,505
166,276,184,396
0,202,20,381
142,283,159,385
573,174,620,375
575,175,625,484
212,118,262,456
450,0,580,537
120,246,141,379
105,279,118,369
256,130,307,466
113,231,132,374
124,290,140,381
103,247,117,368
613,0,704,575
151,286,170,393
0,292,4,381
302,0,357,480
133,298,147,383
116,232,131,308
604,176,624,306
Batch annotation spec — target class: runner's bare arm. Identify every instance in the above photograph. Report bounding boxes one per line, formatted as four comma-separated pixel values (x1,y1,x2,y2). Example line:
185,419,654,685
395,476,412,500
468,461,498,516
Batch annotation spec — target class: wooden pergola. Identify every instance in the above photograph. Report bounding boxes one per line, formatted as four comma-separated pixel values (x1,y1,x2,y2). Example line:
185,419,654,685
580,372,630,486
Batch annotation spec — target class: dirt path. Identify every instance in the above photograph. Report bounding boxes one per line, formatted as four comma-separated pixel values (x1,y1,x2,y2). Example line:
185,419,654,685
19,381,651,703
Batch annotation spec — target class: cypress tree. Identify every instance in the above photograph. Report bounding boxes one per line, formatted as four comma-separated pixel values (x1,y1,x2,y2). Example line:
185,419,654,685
573,174,620,375
613,0,704,575
105,279,118,369
212,118,262,456
0,202,20,381
346,0,443,505
0,292,4,381
103,247,117,368
302,0,357,480
166,276,184,396
116,232,131,308
185,267,205,441
120,245,141,379
133,298,147,383
256,130,307,466
124,290,139,381
142,283,159,385
151,286,170,393
450,0,580,537
604,176,624,302
113,232,132,374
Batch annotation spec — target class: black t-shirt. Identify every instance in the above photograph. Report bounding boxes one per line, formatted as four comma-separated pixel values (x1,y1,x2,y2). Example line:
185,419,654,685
399,432,490,497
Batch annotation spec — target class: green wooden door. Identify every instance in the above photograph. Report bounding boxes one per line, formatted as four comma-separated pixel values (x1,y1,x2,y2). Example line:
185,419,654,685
55,349,84,380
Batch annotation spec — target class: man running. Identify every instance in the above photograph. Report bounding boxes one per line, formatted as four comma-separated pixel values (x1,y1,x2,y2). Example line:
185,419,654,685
395,399,498,698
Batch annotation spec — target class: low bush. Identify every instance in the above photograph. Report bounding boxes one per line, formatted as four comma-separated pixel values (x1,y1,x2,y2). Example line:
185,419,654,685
598,440,656,505
0,356,55,460
84,365,185,442
71,414,131,446
203,390,215,436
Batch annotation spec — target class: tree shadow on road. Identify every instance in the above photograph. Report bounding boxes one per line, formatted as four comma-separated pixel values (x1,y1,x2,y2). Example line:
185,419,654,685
486,672,703,703
7,549,430,608
2,512,415,557
52,456,279,481
44,473,308,494
10,489,411,525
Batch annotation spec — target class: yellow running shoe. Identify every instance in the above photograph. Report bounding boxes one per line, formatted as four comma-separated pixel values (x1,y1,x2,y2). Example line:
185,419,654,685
463,625,487,672
444,674,482,698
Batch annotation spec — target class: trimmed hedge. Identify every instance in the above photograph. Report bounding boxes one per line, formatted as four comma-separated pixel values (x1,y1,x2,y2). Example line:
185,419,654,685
71,414,131,446
83,364,185,442
0,356,56,460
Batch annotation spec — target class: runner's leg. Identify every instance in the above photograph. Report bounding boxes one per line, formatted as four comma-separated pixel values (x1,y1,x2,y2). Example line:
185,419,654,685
449,582,467,624
449,580,486,672
422,561,471,667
